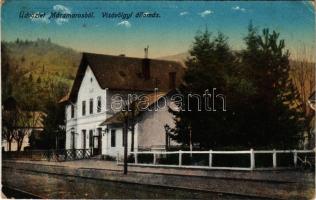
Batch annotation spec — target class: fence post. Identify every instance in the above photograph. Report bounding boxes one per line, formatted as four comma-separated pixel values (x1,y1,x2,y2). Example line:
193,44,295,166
179,150,182,166
135,152,138,164
250,148,255,170
273,149,277,168
153,153,156,165
209,150,213,168
293,149,297,168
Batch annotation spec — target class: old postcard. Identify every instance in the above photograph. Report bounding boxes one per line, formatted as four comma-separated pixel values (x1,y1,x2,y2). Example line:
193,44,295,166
1,0,315,199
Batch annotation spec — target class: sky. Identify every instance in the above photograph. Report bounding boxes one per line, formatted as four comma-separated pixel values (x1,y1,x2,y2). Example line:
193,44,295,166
2,1,315,58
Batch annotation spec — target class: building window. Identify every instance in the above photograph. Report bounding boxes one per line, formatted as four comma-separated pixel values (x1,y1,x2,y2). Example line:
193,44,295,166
82,130,86,149
169,72,176,89
89,130,93,148
111,130,116,147
71,131,75,149
89,98,93,114
71,105,74,118
82,101,86,116
97,96,101,113
122,132,124,147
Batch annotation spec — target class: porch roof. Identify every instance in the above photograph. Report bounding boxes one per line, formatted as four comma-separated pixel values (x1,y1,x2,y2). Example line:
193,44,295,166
99,91,167,126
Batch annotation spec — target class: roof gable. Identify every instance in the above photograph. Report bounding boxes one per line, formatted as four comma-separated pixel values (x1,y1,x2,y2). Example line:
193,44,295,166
68,53,184,102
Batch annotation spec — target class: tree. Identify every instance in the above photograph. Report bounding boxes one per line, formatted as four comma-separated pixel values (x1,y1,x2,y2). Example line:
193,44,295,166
11,71,42,151
166,30,252,149
12,111,42,151
240,24,305,148
36,102,65,149
2,43,29,151
290,46,315,148
167,25,305,150
2,97,19,151
29,77,68,150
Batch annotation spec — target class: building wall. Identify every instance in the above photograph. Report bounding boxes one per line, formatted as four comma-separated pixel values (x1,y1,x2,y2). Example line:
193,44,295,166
65,65,177,156
2,129,35,151
104,124,139,157
65,65,107,154
2,137,29,152
137,98,177,150
65,66,140,156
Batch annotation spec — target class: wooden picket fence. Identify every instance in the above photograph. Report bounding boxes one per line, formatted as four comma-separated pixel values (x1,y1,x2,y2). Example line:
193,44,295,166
117,149,315,170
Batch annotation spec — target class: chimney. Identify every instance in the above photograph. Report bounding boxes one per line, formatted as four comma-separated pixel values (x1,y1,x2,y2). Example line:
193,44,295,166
144,45,149,58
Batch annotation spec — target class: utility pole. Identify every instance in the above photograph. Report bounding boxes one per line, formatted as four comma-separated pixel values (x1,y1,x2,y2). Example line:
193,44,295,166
130,102,136,152
123,114,128,174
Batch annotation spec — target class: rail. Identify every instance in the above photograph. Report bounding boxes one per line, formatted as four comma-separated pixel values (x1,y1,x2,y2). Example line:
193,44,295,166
116,149,315,170
2,149,92,162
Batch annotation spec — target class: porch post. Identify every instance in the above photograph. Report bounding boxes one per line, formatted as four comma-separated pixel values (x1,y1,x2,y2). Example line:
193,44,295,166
273,149,277,168
250,149,255,170
293,149,297,168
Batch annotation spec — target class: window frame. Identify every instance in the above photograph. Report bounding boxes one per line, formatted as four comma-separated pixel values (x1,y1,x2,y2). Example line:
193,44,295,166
111,129,116,147
97,96,101,113
71,105,75,118
89,98,93,114
82,101,86,116
89,130,93,148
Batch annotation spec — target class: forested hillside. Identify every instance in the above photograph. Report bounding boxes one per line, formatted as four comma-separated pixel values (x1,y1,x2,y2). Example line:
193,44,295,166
2,39,81,86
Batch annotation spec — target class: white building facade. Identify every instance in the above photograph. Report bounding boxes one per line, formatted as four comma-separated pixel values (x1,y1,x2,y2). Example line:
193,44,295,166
62,53,184,157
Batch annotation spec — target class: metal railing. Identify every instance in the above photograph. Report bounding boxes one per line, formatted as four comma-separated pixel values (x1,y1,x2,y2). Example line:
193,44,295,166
116,149,315,170
3,149,92,162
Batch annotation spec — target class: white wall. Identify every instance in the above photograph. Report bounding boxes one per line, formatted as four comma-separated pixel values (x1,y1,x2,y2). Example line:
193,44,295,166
104,124,139,157
2,138,29,151
65,65,107,151
137,98,177,149
64,65,177,156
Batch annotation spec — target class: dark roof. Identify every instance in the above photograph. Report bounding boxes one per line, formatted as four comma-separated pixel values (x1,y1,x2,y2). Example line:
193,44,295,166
67,53,185,102
100,91,167,126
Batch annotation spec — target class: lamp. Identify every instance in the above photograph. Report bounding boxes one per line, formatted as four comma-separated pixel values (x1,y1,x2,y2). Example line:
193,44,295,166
101,128,109,136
